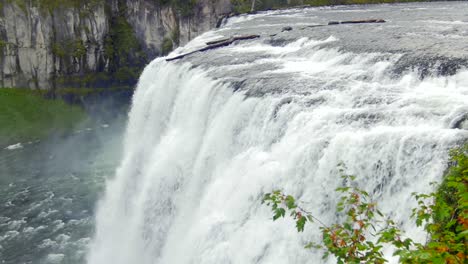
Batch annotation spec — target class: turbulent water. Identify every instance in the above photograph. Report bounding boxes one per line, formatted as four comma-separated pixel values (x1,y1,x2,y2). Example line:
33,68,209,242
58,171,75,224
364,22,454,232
1,2,468,264
88,2,468,264
0,107,126,263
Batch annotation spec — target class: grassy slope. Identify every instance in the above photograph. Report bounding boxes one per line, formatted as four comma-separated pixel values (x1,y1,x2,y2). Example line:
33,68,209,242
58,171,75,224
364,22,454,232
0,88,86,147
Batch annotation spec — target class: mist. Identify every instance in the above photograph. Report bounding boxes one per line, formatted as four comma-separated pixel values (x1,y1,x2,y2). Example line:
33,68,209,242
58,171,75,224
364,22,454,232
0,93,130,264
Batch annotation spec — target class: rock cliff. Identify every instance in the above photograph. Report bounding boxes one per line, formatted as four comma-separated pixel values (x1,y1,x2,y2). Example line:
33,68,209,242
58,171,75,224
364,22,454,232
0,0,232,90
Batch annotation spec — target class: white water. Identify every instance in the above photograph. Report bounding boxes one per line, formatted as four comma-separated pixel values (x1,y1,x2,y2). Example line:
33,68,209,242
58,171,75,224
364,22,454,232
87,58,467,263
88,13,468,264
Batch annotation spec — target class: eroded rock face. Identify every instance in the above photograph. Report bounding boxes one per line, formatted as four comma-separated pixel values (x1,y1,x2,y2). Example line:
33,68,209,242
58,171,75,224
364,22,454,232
0,0,232,89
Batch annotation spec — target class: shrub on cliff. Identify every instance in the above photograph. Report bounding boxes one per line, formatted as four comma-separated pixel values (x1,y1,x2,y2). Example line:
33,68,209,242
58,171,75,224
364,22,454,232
263,144,467,263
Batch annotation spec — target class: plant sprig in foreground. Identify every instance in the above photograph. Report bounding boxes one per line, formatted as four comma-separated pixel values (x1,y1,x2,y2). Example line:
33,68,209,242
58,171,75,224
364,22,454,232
263,145,467,263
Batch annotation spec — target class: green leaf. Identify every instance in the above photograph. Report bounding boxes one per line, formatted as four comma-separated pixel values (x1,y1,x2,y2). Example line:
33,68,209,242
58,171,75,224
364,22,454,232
304,242,322,249
336,187,350,192
296,216,307,232
343,223,352,231
285,195,296,209
273,208,286,221
456,229,468,239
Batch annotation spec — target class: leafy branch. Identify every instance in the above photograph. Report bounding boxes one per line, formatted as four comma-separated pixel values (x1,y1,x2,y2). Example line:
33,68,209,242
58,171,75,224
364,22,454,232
263,144,468,263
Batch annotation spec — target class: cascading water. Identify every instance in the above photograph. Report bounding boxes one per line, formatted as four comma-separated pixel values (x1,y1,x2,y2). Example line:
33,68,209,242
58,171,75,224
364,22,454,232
88,2,468,264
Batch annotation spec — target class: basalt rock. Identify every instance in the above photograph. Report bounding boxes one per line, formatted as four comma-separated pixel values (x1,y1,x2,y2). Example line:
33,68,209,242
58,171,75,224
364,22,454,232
0,0,232,90
450,113,468,130
328,19,386,25
167,35,260,61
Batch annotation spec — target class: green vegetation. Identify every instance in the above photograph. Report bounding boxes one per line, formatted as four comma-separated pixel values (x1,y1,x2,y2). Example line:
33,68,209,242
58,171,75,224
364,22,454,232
53,86,133,96
171,0,198,17
4,0,199,17
263,145,467,263
104,4,147,86
0,40,7,50
171,27,181,46
161,37,174,55
409,146,468,263
5,0,104,13
1,0,146,88
0,88,87,147
51,39,86,60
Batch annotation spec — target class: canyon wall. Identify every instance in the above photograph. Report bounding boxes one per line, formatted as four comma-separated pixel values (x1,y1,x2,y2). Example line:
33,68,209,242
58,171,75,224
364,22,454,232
0,0,232,90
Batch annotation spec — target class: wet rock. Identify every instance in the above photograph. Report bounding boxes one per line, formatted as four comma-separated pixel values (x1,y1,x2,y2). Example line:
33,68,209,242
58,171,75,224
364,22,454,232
216,12,239,28
167,35,260,61
393,55,468,78
272,97,293,118
206,38,231,45
436,60,464,76
301,24,325,29
450,113,468,130
328,19,386,25
266,38,290,47
229,79,247,92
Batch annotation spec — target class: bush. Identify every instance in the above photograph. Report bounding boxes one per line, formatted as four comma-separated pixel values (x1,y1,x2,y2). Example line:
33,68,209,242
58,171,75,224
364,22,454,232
161,37,174,55
263,145,467,263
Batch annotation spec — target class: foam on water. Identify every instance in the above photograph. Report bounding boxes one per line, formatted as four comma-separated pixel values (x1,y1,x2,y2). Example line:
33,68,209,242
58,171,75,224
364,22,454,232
5,143,23,150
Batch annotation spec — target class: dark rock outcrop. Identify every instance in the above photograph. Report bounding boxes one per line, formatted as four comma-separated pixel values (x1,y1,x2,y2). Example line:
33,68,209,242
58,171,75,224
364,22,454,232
167,34,260,61
328,19,385,25
450,113,468,130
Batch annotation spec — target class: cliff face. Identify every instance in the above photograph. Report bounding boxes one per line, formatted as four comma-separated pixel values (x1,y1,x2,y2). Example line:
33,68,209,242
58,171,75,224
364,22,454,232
0,0,232,90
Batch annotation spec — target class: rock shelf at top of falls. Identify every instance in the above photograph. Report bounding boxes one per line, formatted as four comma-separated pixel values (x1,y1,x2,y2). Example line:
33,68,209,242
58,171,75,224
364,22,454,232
166,18,386,62
167,2,468,83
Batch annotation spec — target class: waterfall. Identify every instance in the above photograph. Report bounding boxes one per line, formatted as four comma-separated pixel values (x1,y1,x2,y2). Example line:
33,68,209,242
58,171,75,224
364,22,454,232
88,6,468,263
